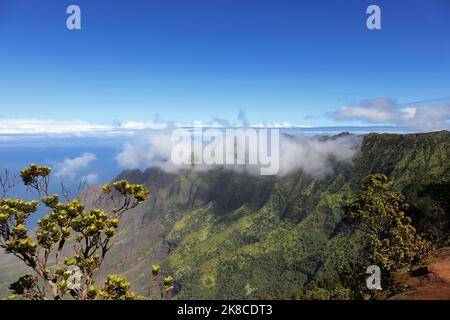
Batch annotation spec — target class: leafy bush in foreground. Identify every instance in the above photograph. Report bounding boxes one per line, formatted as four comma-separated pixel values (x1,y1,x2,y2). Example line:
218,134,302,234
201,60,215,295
0,164,149,300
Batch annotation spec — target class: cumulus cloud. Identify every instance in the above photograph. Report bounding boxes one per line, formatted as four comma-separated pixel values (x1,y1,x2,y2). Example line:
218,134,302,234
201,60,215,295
55,152,97,180
333,98,450,131
115,129,361,178
115,129,176,169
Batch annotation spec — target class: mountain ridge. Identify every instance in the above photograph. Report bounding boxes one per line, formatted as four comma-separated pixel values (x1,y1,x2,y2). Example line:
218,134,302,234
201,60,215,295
97,131,450,298
1,131,449,298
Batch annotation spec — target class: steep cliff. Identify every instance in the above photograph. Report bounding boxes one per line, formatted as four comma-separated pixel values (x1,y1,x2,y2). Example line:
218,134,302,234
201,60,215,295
1,131,449,299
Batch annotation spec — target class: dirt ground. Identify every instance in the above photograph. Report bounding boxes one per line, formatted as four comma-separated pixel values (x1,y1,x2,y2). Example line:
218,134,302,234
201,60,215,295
389,248,450,300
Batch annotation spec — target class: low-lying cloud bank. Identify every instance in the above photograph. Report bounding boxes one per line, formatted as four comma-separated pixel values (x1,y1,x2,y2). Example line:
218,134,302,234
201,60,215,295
115,129,362,177
0,118,309,136
0,119,168,135
333,98,450,131
276,134,361,176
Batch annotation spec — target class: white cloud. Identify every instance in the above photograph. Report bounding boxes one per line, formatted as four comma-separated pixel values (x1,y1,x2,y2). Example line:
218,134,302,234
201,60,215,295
333,99,450,131
115,130,362,177
0,118,171,136
0,118,314,136
277,134,361,176
55,152,97,180
115,121,168,130
81,173,99,184
0,119,111,135
115,130,176,169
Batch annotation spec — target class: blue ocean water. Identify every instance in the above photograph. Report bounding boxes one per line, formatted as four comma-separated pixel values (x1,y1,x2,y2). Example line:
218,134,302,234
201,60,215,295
0,135,126,226
0,125,412,226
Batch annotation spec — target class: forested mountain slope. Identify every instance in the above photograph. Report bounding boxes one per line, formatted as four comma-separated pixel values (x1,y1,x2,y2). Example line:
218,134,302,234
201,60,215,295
1,131,449,298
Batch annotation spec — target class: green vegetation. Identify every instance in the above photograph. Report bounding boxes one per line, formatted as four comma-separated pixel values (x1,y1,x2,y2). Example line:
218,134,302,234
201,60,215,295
148,131,448,299
345,174,431,272
0,131,449,299
0,164,149,300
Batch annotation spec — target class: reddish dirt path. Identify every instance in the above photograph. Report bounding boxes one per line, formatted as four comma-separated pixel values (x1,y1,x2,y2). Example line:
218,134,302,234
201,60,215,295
390,248,450,300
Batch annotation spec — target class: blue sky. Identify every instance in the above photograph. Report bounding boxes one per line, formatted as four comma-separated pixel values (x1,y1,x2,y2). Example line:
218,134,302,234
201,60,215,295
0,0,449,128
